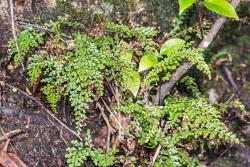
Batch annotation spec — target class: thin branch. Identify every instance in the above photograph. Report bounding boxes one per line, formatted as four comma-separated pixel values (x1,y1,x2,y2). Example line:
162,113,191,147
153,0,241,105
206,144,233,165
47,117,69,146
3,83,82,141
101,98,125,132
16,20,72,40
96,102,115,152
222,64,238,90
2,139,10,152
0,129,22,142
9,0,25,70
150,145,162,167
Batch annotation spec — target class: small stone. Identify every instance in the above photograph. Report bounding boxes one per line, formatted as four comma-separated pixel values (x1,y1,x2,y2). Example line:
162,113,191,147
12,88,17,93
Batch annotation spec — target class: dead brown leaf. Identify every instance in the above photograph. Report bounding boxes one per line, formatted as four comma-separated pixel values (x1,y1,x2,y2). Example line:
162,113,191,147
0,152,27,167
109,113,129,131
93,126,108,151
0,139,27,167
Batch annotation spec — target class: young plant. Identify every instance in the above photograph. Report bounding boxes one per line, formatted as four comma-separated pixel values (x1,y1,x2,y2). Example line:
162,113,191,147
8,27,44,67
65,130,117,167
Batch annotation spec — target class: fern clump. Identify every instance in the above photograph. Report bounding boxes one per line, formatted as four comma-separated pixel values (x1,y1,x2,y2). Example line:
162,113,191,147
179,76,201,97
8,27,44,67
116,97,239,166
154,149,204,167
9,22,157,134
26,34,117,133
105,22,157,41
65,130,117,167
164,97,238,143
145,43,211,85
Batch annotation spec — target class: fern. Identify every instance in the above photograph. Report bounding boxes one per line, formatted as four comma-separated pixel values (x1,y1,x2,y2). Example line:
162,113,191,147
27,53,47,84
116,97,239,166
105,21,157,41
27,35,117,133
154,148,205,167
8,27,44,67
41,84,62,111
179,76,201,97
65,130,117,167
164,97,239,143
65,140,91,167
105,21,157,53
91,149,117,167
24,23,156,133
145,43,211,85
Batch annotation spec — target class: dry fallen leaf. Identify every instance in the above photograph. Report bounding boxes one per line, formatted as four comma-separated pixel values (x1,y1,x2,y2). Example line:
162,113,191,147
0,139,27,167
93,126,108,150
0,152,27,167
109,113,129,131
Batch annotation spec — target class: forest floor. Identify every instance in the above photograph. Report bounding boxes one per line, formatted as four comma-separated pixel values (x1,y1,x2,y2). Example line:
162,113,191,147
0,2,250,166
0,64,72,166
0,0,250,167
1,54,250,167
0,57,114,166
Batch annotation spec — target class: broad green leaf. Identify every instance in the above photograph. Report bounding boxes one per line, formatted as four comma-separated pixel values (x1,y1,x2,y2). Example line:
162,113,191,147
203,0,239,19
123,70,140,96
178,0,197,15
160,38,185,55
138,53,158,72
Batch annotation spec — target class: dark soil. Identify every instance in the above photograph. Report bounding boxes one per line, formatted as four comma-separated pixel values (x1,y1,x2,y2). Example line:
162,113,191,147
0,55,109,167
0,79,73,166
0,54,79,166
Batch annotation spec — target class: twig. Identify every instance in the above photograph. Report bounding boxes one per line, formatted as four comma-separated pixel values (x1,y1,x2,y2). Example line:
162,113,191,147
101,98,125,132
16,20,72,40
0,129,22,142
96,102,115,152
60,129,69,146
105,79,120,105
226,93,235,103
96,103,115,133
222,64,238,91
153,0,241,105
47,117,69,146
150,145,162,167
206,144,233,165
3,83,83,141
2,139,10,152
9,0,25,71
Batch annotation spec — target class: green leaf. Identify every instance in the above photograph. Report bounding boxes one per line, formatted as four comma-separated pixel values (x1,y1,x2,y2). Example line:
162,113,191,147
160,38,185,55
178,0,197,15
203,0,239,19
138,53,158,72
123,70,140,96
